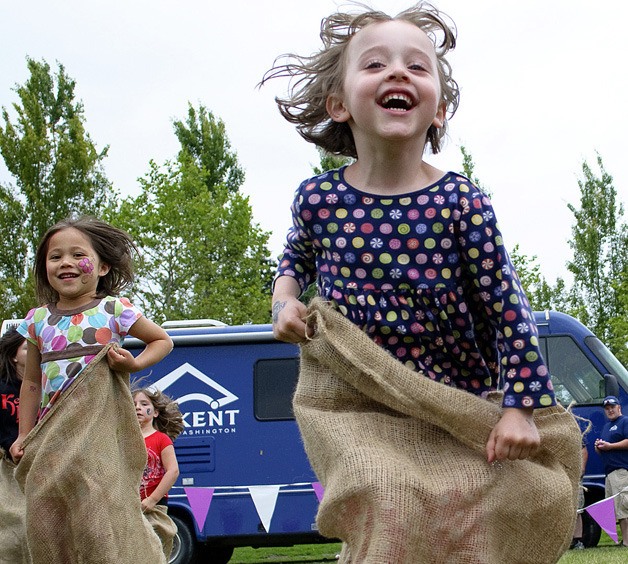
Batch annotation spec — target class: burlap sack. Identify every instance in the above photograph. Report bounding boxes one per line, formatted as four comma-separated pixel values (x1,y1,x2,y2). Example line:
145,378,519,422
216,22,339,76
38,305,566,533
295,299,582,564
0,449,30,563
144,504,178,559
14,345,166,564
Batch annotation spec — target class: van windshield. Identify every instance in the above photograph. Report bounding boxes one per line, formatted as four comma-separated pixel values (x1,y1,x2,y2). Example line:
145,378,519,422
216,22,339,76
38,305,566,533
542,335,628,406
585,336,628,388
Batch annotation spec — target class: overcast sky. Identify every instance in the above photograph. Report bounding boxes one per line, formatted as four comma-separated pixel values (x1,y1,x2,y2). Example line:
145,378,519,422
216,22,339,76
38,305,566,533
2,0,627,283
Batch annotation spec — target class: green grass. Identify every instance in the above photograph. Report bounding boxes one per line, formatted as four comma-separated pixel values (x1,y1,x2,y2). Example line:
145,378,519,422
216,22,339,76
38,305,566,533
228,532,627,563
230,543,341,563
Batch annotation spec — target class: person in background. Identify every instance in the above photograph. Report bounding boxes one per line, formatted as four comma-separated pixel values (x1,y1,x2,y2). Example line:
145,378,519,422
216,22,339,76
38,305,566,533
595,395,628,548
134,387,184,559
0,328,28,454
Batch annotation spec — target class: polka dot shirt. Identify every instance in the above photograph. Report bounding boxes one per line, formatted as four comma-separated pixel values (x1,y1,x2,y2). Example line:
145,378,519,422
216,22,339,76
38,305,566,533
276,167,555,409
19,295,142,416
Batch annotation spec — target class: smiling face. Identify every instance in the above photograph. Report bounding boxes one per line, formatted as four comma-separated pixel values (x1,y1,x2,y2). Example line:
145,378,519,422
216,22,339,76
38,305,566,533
45,227,110,309
604,403,622,421
326,19,445,153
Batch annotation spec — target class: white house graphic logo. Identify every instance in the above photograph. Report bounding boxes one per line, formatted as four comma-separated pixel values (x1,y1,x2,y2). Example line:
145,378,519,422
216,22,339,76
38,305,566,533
152,363,240,436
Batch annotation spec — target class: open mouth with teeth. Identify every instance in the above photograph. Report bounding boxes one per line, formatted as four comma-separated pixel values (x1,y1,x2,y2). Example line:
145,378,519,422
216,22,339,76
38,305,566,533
59,273,79,279
380,93,414,111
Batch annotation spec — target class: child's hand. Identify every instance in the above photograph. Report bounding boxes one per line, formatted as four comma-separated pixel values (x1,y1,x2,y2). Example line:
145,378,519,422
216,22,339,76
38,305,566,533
9,436,25,463
486,407,540,464
272,296,310,343
141,496,157,512
107,345,138,372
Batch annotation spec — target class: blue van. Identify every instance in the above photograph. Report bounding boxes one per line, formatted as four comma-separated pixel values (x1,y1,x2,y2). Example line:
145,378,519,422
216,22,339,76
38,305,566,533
122,310,627,560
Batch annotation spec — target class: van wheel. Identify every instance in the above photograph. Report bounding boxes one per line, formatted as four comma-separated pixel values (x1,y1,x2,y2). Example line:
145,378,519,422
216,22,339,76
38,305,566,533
196,544,234,564
169,514,195,564
581,510,601,548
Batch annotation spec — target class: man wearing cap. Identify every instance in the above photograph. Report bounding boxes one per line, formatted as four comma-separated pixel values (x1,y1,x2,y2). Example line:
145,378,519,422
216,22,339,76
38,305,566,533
595,395,628,547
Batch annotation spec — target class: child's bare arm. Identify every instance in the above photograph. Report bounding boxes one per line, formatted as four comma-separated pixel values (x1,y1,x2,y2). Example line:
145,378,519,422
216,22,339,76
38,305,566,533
486,407,540,463
272,276,310,343
9,342,42,462
141,444,179,511
107,317,173,373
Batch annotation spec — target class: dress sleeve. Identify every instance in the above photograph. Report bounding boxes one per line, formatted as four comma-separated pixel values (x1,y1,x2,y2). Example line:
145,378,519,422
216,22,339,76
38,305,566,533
111,297,144,336
17,307,40,347
457,187,555,409
273,180,317,294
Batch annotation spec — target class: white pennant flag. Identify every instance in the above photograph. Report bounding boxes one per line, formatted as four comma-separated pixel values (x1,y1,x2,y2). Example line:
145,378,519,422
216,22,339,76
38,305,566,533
249,485,281,533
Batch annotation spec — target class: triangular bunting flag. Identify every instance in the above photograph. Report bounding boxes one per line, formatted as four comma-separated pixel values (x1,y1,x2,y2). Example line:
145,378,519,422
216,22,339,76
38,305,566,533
312,481,324,502
585,496,618,543
249,485,281,533
184,487,215,532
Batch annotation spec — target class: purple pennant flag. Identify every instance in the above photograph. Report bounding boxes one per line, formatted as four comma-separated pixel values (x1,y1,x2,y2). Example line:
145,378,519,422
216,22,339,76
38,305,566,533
184,487,215,531
312,482,324,503
585,496,618,543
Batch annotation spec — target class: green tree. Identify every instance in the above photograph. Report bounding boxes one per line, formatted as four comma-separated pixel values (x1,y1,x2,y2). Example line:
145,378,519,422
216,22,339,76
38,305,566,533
312,147,353,176
0,57,111,319
460,145,491,197
567,154,628,354
114,106,273,325
173,103,245,193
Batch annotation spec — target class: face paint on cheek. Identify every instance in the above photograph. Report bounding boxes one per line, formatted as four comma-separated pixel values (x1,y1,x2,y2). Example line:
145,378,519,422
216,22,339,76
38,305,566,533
146,408,152,415
78,257,96,285
79,258,95,275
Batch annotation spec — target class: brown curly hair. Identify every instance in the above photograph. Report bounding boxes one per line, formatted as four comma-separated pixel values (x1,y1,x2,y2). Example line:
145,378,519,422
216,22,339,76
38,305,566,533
132,387,184,441
260,1,459,158
34,215,138,305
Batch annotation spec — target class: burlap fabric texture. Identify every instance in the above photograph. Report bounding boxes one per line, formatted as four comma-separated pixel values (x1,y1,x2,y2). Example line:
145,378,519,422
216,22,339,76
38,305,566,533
14,345,166,564
0,449,30,563
294,299,583,564
144,504,178,559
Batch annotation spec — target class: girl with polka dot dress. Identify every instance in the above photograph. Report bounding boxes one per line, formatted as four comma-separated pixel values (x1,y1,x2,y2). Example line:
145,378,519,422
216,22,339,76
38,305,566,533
265,2,555,464
9,216,172,462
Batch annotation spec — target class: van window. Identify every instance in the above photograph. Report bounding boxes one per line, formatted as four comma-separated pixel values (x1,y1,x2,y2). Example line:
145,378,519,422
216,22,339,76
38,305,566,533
542,336,602,405
254,358,299,421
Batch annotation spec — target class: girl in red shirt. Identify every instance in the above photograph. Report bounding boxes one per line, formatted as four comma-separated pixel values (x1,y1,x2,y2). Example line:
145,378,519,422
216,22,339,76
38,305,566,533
134,387,183,558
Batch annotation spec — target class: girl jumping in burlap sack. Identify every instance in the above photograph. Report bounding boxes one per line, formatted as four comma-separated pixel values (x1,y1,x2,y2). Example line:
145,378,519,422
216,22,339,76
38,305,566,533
262,3,580,563
9,215,173,563
133,387,184,559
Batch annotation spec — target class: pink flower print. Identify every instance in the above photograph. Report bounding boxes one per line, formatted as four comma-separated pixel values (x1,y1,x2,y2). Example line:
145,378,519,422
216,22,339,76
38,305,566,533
79,258,94,275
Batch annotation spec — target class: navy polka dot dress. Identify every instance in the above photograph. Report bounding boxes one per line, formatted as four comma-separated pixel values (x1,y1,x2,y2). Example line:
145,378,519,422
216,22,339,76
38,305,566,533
276,167,555,409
